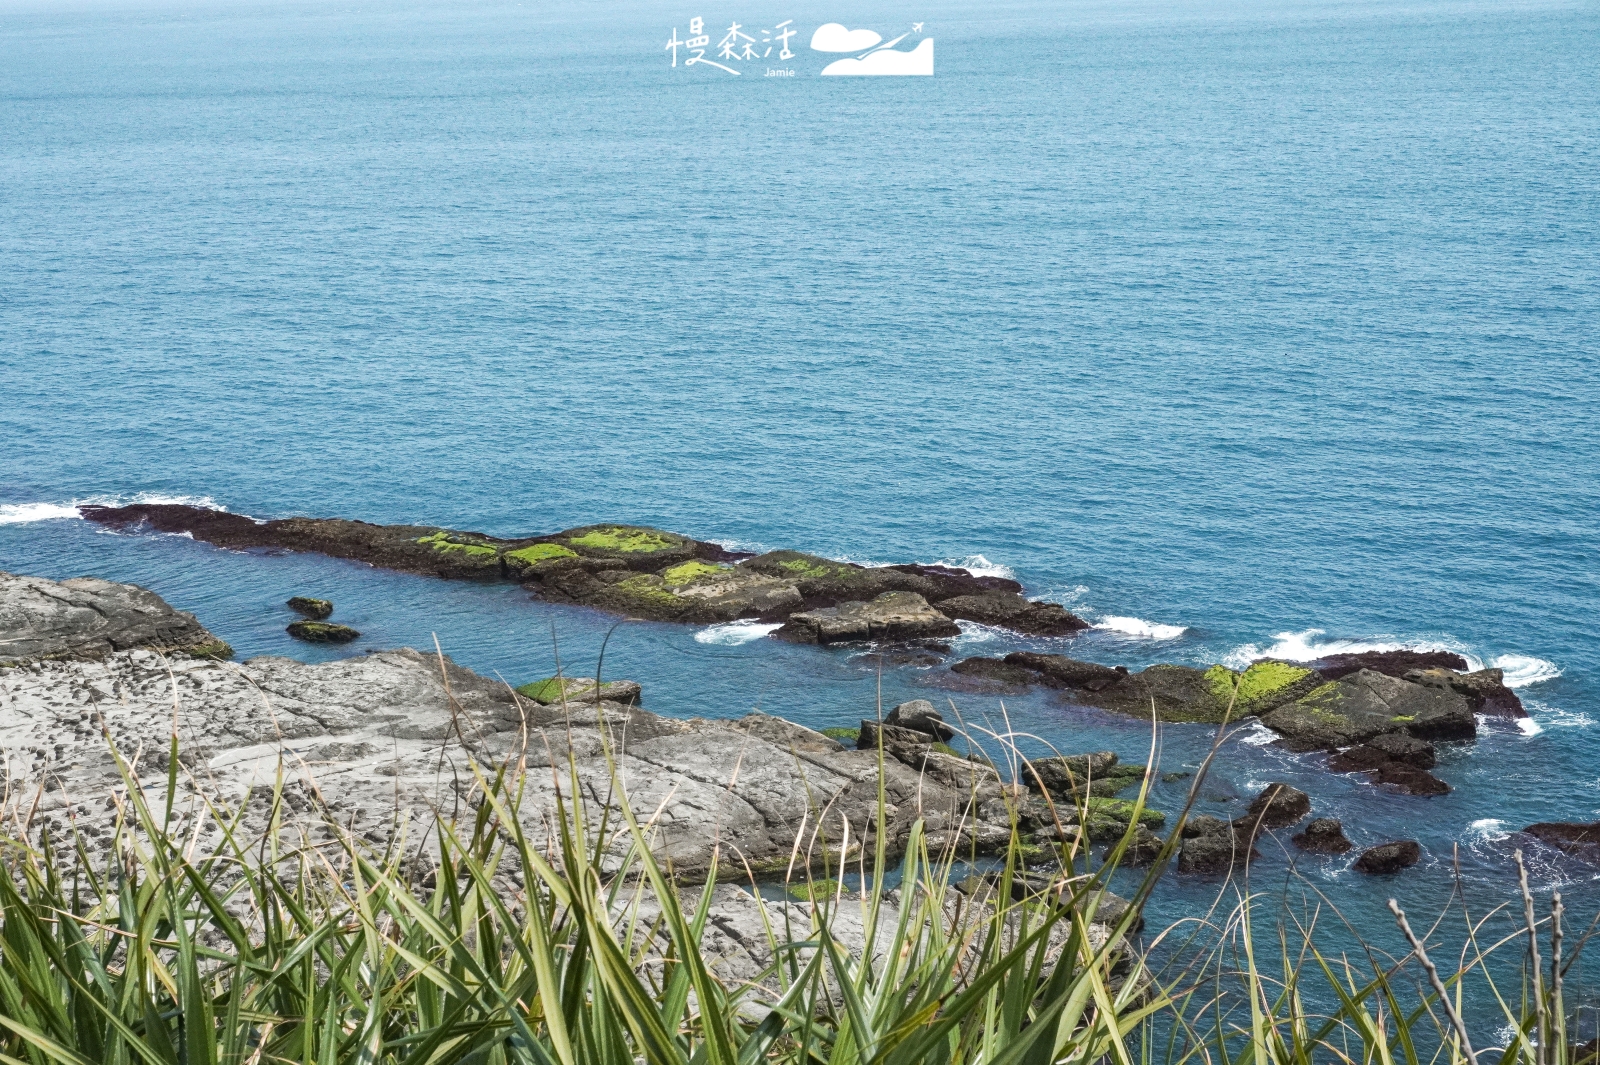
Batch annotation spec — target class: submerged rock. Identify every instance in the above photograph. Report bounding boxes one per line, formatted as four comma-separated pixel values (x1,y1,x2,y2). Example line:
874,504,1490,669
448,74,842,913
1353,840,1422,875
1292,818,1352,854
1,571,228,665
286,621,361,643
286,596,334,620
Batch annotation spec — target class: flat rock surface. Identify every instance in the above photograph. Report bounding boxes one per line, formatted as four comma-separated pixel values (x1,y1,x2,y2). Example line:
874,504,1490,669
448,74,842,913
0,576,1024,882
0,570,223,665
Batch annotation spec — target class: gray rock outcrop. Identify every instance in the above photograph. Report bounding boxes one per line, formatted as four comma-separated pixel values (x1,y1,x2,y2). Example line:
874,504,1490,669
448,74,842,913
0,571,227,665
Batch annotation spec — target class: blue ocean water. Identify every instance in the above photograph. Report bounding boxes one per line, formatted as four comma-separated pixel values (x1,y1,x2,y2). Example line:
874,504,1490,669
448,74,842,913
3,0,1599,995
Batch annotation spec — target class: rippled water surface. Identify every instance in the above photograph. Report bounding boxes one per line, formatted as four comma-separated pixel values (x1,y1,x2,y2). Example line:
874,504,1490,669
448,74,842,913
3,0,1599,992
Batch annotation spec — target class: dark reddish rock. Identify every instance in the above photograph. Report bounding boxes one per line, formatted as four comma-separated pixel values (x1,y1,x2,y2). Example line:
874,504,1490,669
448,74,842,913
1523,821,1600,861
882,563,1022,597
1367,731,1438,768
1373,762,1451,796
1309,649,1469,680
1327,745,1393,773
1292,818,1352,854
857,720,934,754
934,594,1090,636
1004,652,1127,690
1405,666,1526,718
949,657,1041,685
1353,840,1421,874
1119,825,1164,866
1241,783,1311,832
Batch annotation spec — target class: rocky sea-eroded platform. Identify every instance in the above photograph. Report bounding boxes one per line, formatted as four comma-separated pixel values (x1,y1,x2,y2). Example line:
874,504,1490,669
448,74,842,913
0,554,1578,888
79,503,1090,639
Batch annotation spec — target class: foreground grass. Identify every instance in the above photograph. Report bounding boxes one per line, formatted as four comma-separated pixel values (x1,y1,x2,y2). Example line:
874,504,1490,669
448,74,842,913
0,680,1589,1065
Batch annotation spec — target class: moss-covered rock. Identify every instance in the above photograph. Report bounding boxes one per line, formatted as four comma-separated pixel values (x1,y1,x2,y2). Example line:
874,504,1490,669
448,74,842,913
286,596,333,620
1204,660,1320,716
514,676,642,706
554,525,698,569
821,726,861,743
501,542,579,577
661,560,728,586
182,639,234,660
414,532,500,571
285,621,360,643
786,877,842,902
1259,668,1475,751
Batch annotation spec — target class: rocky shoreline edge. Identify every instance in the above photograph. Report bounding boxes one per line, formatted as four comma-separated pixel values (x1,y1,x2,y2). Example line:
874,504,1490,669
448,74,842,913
3,567,1591,886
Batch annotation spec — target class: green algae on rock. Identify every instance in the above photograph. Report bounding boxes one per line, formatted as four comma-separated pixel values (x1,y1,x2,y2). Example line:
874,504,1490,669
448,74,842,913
286,621,361,643
286,596,334,620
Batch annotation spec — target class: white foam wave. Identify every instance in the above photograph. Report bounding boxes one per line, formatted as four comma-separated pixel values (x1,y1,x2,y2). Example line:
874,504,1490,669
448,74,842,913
693,621,783,646
1469,818,1510,842
1492,654,1561,688
931,554,1016,580
1093,615,1187,640
0,493,222,526
1236,720,1279,747
1221,628,1482,671
1517,717,1544,736
0,503,82,525
952,619,1007,647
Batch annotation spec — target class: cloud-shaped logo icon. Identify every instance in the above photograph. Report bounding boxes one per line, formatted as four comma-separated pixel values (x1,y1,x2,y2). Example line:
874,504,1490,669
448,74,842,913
809,23,883,52
820,36,933,76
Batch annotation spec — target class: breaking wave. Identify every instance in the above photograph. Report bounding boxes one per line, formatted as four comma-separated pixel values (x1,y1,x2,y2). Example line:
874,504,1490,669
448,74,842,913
0,493,221,526
1468,818,1511,842
1220,628,1479,671
1492,654,1561,688
693,620,783,646
1221,629,1561,691
1092,615,1187,640
0,502,83,525
931,554,1016,580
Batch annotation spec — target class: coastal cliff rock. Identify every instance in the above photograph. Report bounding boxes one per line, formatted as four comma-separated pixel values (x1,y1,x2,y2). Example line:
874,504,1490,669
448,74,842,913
0,570,229,665
79,504,1088,641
